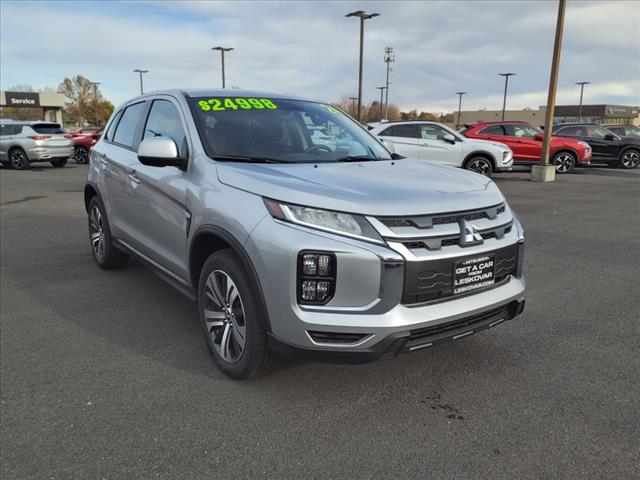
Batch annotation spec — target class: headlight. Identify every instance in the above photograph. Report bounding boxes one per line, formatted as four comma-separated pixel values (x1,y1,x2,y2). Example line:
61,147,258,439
502,150,511,161
264,199,384,244
578,141,591,149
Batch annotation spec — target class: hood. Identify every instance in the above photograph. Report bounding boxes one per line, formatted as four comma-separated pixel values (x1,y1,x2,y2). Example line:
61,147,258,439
217,159,505,216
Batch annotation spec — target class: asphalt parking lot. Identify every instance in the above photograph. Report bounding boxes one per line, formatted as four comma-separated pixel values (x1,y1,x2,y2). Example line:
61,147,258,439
1,163,639,479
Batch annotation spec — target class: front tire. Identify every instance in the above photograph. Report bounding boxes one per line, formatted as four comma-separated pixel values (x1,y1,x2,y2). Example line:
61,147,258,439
619,148,639,169
75,146,89,164
51,159,67,168
8,148,30,170
88,196,129,269
464,156,493,177
198,249,277,379
552,151,576,174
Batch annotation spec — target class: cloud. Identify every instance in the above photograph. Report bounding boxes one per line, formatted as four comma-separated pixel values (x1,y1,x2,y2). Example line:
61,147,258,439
1,0,638,112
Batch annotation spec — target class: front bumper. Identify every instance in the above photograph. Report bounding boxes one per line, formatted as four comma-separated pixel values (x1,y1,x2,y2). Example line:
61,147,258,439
269,299,525,363
247,214,526,362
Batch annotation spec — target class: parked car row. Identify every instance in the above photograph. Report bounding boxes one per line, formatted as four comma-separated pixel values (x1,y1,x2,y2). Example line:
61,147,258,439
364,118,639,175
0,120,103,169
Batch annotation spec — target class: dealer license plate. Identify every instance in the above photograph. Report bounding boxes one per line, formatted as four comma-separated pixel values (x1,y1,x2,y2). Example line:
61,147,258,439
453,254,495,294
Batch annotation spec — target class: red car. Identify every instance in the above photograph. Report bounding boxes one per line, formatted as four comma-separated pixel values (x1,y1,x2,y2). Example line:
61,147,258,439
73,128,102,164
70,127,101,138
460,121,592,173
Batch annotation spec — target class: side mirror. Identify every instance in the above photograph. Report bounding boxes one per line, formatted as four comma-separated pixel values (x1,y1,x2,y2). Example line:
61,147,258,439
442,133,456,143
137,137,185,169
534,133,544,141
604,134,616,141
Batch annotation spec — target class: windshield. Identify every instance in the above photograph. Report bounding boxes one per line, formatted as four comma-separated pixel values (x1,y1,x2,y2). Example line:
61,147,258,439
190,96,391,163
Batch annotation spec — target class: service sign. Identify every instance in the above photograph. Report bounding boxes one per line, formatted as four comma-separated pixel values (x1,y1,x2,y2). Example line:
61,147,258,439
5,91,40,107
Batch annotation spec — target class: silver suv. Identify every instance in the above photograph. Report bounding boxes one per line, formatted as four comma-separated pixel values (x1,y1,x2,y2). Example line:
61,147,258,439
85,89,525,379
0,120,73,169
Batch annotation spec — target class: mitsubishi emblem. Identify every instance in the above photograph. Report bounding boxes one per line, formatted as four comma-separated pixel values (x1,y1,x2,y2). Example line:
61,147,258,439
460,219,484,246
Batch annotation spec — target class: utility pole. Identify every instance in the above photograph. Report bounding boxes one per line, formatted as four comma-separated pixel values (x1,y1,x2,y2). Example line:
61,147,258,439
376,86,387,121
455,91,467,128
89,81,100,127
211,46,234,89
532,0,566,182
346,10,379,122
499,73,516,120
576,81,590,122
383,46,395,119
133,69,148,95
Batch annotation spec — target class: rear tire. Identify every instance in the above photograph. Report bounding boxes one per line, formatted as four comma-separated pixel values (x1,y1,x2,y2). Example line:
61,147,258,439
464,156,493,177
75,146,89,164
198,249,278,379
88,196,129,269
619,148,639,169
51,159,67,168
552,151,576,174
8,148,30,170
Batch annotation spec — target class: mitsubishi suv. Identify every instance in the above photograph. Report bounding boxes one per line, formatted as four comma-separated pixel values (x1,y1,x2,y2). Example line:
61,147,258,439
84,90,526,379
368,120,513,176
0,120,73,169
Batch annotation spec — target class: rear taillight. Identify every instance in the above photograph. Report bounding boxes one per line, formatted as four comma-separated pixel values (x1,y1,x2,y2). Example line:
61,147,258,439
29,136,51,140
64,134,72,139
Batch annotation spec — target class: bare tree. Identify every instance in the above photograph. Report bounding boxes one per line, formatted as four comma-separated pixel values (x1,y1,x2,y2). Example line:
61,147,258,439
57,75,107,127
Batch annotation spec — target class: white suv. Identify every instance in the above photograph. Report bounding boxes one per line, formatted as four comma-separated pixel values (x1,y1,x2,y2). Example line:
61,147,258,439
368,121,513,176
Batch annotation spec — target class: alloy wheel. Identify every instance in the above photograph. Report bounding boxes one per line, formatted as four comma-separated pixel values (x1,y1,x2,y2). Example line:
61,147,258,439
89,205,106,262
468,159,491,176
204,270,246,363
76,147,89,164
554,154,574,173
9,150,27,169
622,150,639,168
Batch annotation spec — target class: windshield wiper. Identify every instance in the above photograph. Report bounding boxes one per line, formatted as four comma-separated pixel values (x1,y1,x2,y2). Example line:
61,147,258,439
214,155,291,164
334,155,380,162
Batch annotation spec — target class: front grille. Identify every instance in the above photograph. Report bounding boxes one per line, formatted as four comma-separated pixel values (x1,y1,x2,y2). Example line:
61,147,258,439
307,331,368,345
402,243,519,305
378,203,505,230
401,224,512,251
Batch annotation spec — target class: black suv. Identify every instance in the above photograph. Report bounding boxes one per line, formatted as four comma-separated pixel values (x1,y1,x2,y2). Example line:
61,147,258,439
552,123,640,169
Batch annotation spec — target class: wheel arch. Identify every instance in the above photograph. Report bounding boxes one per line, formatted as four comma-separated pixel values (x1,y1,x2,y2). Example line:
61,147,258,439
463,150,496,169
84,183,100,213
189,225,272,332
552,148,578,161
618,145,640,162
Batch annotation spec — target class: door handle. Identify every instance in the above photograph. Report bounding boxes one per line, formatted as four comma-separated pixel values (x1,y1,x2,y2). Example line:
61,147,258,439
127,170,141,184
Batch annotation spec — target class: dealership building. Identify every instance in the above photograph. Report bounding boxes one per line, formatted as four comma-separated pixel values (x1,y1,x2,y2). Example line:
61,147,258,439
0,90,66,125
454,104,640,128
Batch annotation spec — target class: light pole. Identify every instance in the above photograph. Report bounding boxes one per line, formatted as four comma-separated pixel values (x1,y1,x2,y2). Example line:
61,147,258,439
499,73,516,121
576,81,590,122
89,82,100,126
455,91,467,128
211,46,234,89
384,46,395,119
376,86,387,121
346,10,380,122
133,69,148,95
533,0,566,183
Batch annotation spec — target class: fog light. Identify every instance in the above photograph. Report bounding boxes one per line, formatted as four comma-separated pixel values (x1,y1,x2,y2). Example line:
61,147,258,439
316,281,330,301
298,252,336,305
317,255,331,276
301,281,317,301
302,255,318,276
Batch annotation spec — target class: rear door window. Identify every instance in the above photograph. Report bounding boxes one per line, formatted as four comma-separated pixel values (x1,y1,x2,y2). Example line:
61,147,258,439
31,123,65,134
478,125,506,135
380,124,420,138
1,125,22,136
112,102,146,148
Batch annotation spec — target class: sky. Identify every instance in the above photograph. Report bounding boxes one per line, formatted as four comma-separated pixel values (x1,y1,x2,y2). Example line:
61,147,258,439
1,0,639,113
